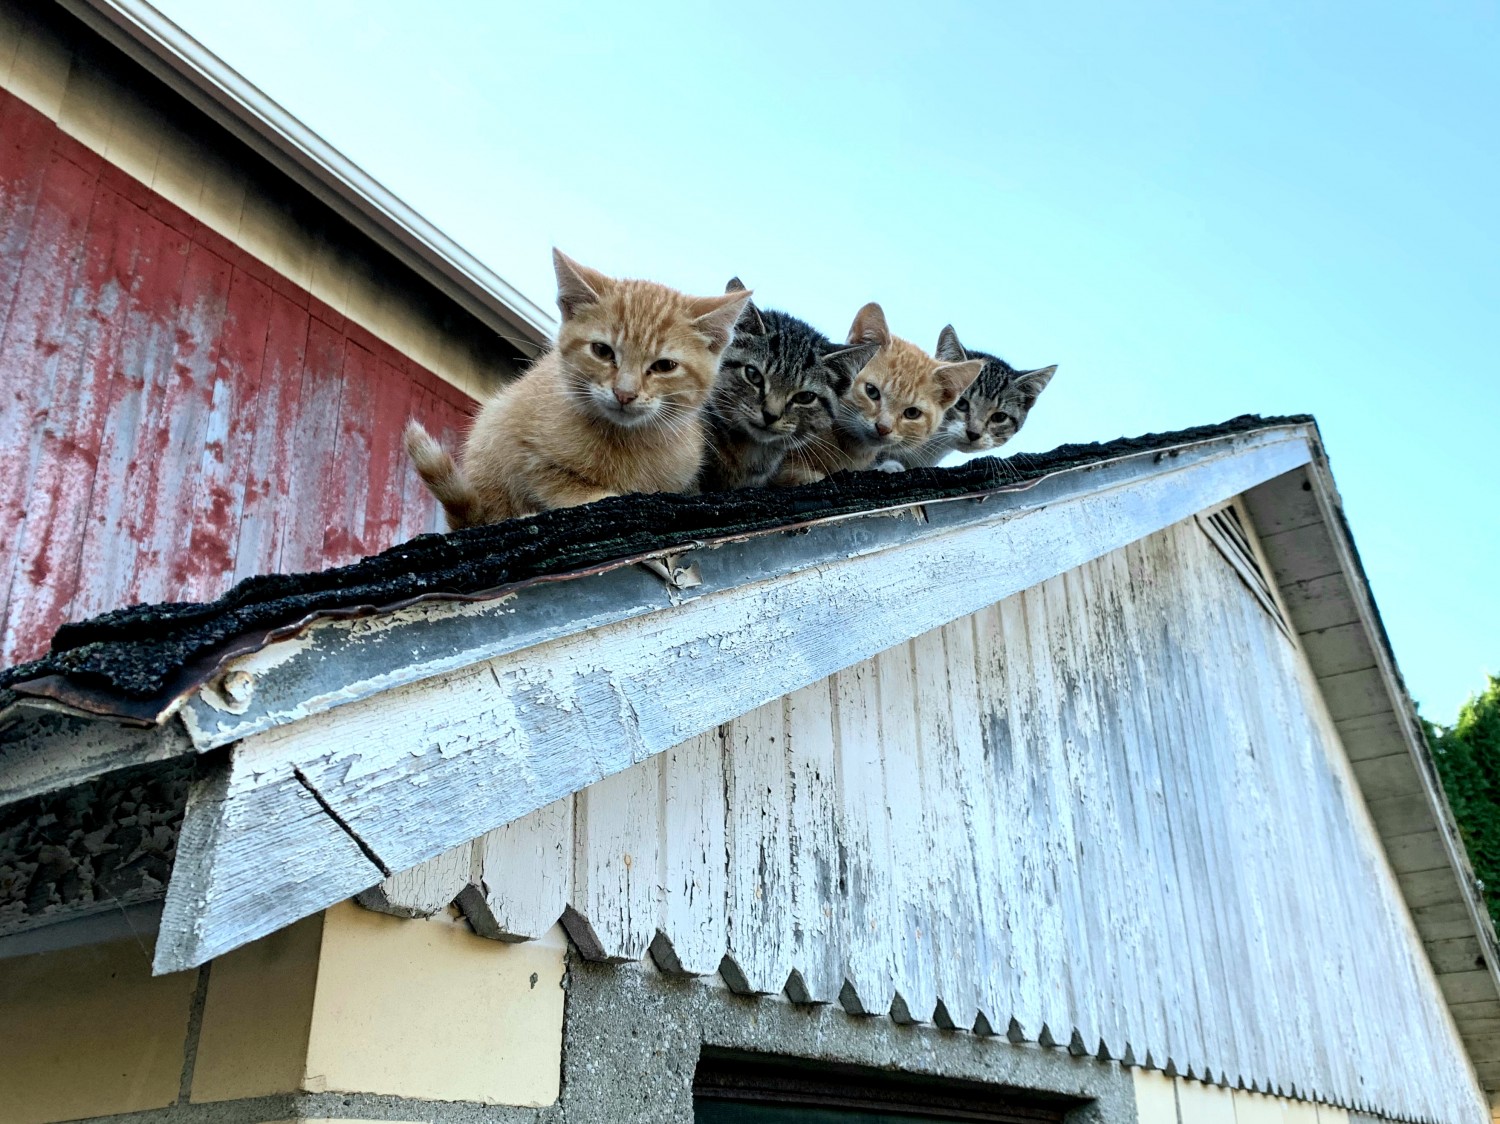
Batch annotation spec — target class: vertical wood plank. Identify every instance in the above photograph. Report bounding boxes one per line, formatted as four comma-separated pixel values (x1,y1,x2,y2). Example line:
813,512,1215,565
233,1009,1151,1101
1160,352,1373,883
125,240,233,608
459,796,573,942
722,698,793,994
566,756,661,963
982,594,1054,1041
831,657,896,1016
70,199,184,620
655,730,727,975
274,316,346,575
3,169,119,658
910,625,980,1030
357,840,471,918
230,288,310,584
179,266,273,602
941,610,1012,1034
783,679,842,1003
876,639,937,1024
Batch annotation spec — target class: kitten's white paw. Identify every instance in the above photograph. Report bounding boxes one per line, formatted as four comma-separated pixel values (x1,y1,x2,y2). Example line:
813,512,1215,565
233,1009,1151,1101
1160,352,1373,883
875,459,906,474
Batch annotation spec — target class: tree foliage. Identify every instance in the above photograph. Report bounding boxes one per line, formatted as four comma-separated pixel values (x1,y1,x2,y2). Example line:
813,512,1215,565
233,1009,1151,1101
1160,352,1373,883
1426,675,1500,928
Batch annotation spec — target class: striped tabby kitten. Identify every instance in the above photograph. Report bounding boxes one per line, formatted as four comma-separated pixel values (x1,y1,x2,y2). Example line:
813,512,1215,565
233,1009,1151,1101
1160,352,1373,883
895,325,1057,467
699,279,878,491
406,250,749,526
777,303,983,483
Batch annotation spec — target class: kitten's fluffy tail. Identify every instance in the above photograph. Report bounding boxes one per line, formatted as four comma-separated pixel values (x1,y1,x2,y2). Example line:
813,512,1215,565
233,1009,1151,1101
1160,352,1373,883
404,420,482,529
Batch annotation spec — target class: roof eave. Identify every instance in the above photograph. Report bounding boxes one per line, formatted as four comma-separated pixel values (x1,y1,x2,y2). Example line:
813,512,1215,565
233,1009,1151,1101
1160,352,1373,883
145,424,1317,974
56,0,555,357
1242,432,1500,1093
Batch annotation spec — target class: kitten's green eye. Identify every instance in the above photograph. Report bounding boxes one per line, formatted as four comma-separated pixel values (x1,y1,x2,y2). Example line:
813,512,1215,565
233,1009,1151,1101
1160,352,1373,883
590,341,615,363
791,390,817,405
955,398,969,413
902,406,923,420
865,383,880,401
990,411,1011,426
649,358,679,374
743,365,763,387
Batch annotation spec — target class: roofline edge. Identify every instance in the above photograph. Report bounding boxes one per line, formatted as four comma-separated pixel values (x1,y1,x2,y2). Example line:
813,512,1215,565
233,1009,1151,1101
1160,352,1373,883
55,0,555,356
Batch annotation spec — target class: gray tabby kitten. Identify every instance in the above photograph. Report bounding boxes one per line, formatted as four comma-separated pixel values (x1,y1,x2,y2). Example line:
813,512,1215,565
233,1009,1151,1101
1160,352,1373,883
895,325,1057,467
698,279,878,491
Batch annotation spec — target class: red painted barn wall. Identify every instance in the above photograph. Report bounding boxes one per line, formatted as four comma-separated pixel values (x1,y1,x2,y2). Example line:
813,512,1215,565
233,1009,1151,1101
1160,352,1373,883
0,87,476,668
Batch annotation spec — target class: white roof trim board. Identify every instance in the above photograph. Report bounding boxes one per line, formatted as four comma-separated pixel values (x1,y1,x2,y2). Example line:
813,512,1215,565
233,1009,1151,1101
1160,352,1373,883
57,0,556,356
152,428,1313,972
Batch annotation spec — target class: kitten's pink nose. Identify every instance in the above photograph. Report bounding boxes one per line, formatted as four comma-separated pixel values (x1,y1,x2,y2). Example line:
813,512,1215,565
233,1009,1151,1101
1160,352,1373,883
875,422,893,438
613,387,638,406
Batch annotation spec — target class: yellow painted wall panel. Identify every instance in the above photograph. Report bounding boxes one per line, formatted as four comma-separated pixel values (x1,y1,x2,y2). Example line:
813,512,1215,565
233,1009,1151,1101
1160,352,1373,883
0,938,196,1124
1133,1070,1180,1124
1176,1080,1237,1124
190,913,324,1103
304,902,564,1107
6,13,70,120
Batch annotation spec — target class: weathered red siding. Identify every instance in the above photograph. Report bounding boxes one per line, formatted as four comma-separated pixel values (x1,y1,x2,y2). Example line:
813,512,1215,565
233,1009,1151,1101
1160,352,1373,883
0,87,475,667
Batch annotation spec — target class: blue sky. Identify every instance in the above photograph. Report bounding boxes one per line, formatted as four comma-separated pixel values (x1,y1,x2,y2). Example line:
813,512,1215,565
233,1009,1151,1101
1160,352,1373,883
159,1,1498,721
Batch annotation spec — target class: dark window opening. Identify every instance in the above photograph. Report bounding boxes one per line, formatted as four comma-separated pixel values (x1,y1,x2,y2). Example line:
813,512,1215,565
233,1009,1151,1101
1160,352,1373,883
694,1050,1085,1123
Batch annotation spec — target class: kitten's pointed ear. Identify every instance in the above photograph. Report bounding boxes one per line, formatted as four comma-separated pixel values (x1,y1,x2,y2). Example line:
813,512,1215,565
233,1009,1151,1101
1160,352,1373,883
689,289,754,352
847,302,891,347
553,249,611,321
726,278,768,336
1013,364,1057,407
822,342,880,395
935,324,967,363
932,359,984,408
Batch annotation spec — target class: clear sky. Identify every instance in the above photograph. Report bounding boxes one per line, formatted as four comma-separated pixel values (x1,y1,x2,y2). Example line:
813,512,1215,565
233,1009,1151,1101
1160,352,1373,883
158,1,1498,722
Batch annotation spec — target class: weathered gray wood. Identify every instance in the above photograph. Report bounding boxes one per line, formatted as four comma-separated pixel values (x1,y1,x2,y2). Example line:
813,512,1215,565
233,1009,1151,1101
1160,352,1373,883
831,657,895,1017
937,613,1005,1034
1297,622,1376,678
0,711,193,807
154,435,1312,972
466,522,1484,1123
566,758,659,963
910,625,978,1031
357,841,471,918
1259,522,1344,589
153,749,383,972
722,698,793,995
655,732,725,975
876,641,936,1024
458,797,572,941
1277,573,1360,633
783,680,841,1004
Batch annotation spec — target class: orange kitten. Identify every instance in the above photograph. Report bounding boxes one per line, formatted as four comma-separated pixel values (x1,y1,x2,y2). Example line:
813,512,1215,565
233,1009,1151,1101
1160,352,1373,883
778,303,982,484
406,250,750,527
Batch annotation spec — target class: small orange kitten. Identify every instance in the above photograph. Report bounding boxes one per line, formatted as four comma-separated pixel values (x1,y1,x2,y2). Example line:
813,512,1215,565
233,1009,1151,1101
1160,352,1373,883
778,303,982,484
406,250,750,527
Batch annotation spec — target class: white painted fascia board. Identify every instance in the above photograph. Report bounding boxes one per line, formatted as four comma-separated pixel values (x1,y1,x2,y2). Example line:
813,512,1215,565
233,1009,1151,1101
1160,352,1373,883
152,430,1316,974
179,427,1317,752
58,0,556,356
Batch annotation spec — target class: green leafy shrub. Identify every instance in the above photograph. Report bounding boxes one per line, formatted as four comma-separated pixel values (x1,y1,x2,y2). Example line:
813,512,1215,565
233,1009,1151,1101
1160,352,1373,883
1426,675,1500,928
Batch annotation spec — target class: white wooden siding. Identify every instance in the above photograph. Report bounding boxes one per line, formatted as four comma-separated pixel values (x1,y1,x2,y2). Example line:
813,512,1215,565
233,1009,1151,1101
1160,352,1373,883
452,517,1482,1124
